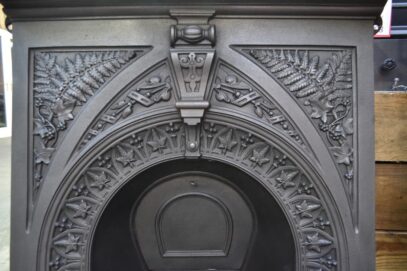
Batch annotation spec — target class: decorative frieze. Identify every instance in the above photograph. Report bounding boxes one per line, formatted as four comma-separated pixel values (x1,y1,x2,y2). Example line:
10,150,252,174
79,61,174,148
48,120,339,271
236,47,356,223
31,48,147,224
210,62,306,147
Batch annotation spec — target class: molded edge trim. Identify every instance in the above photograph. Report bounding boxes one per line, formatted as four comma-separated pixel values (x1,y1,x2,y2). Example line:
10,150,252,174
3,5,385,22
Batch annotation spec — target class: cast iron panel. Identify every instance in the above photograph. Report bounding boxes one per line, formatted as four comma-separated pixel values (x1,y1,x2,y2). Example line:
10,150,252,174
9,5,379,271
30,48,150,227
46,116,340,271
235,47,357,225
134,173,253,270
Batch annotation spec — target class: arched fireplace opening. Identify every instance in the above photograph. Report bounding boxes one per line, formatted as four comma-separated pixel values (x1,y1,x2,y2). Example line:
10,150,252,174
91,159,296,271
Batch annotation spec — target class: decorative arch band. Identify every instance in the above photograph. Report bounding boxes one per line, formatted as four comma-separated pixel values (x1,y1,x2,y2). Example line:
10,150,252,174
44,113,343,271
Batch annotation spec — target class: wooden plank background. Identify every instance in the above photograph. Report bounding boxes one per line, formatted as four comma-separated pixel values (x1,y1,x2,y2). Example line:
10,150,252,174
375,91,407,271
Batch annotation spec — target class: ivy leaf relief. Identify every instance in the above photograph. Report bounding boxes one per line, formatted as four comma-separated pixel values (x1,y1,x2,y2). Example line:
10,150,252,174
305,232,332,253
217,129,237,154
52,99,75,129
34,143,55,165
249,146,270,167
330,143,352,166
342,117,354,135
116,147,137,167
309,98,334,123
66,200,92,219
147,130,167,154
53,233,81,254
275,170,299,189
87,171,111,191
34,118,52,139
295,200,321,219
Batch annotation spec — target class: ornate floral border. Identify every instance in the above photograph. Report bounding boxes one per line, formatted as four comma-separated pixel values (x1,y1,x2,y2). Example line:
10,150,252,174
234,47,357,225
47,117,340,271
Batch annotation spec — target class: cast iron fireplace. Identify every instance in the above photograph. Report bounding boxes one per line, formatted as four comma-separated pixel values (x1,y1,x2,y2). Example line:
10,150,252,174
5,1,384,271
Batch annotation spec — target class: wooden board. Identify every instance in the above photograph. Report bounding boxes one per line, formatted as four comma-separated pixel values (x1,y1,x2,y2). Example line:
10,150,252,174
376,163,407,231
376,231,407,271
375,92,407,162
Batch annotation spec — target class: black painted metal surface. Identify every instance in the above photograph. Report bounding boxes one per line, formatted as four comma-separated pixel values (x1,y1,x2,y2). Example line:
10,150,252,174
6,1,382,271
2,0,386,21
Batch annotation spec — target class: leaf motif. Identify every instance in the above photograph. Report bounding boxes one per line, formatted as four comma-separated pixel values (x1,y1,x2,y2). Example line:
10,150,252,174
84,54,92,67
96,65,111,77
55,64,69,83
34,70,49,78
74,80,93,96
300,51,309,70
64,58,76,76
34,143,55,164
316,64,329,82
52,99,75,126
46,55,57,70
309,98,334,123
275,170,299,189
330,143,352,166
33,118,50,139
65,87,87,103
342,118,353,134
305,232,332,253
249,146,270,167
34,78,51,86
121,106,133,119
289,78,311,92
82,72,99,89
50,77,64,88
111,59,122,69
217,129,237,154
89,68,105,84
276,67,296,79
270,62,290,73
294,50,301,66
115,147,137,167
74,54,84,73
147,130,167,153
283,74,304,85
254,106,264,117
296,86,319,98
286,50,295,63
307,56,319,75
103,61,117,73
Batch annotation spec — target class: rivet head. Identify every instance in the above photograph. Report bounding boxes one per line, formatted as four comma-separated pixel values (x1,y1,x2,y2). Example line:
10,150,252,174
188,142,197,150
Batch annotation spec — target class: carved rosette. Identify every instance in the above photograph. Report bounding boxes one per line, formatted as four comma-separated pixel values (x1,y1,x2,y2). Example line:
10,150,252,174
47,120,339,271
32,49,148,214
236,47,356,223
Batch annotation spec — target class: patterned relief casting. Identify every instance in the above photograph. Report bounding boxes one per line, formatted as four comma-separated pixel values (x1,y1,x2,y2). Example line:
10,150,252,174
32,49,145,206
48,121,339,271
211,63,306,147
79,62,174,147
238,48,355,218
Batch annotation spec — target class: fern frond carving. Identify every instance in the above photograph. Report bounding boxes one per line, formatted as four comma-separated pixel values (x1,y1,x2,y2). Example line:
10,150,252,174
34,51,136,105
32,49,140,198
244,48,355,211
249,49,352,100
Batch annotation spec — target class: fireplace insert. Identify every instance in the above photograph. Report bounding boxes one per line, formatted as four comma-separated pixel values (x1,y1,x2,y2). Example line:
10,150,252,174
4,1,385,271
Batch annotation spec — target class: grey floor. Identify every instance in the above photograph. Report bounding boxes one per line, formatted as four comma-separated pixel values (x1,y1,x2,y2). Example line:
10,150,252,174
0,137,10,271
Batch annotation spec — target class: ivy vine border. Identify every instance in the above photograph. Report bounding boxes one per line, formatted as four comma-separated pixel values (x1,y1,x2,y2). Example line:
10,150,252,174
44,115,344,271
